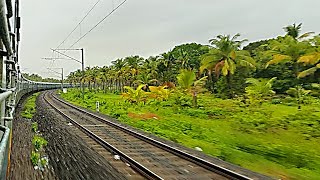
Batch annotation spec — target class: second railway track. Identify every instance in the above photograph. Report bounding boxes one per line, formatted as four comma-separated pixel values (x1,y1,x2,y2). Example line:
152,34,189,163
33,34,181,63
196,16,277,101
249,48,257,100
43,91,255,180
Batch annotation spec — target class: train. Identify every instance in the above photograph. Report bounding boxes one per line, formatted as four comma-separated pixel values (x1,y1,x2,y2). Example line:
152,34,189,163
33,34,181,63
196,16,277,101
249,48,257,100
0,0,73,178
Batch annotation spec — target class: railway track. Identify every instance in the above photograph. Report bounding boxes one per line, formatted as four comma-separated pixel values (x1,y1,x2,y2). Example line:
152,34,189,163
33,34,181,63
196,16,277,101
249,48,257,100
43,91,256,180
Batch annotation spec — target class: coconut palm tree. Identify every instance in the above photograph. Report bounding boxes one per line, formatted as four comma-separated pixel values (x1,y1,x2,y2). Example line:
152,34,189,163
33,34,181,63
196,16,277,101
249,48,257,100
284,23,302,39
134,73,158,91
175,49,190,70
99,66,110,93
265,36,312,77
158,52,177,83
200,34,255,97
284,23,314,40
142,56,159,78
111,59,127,92
84,67,96,91
67,72,77,86
265,34,315,109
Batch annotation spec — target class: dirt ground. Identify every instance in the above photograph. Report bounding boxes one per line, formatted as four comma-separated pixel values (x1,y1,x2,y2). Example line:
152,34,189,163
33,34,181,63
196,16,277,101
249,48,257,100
8,92,125,180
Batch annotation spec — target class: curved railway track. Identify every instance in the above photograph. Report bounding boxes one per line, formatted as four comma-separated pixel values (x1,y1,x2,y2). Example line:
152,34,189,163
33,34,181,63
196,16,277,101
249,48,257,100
43,91,257,180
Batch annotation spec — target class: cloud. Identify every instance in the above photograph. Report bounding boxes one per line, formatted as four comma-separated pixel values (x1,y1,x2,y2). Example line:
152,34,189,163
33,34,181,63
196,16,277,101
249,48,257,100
20,0,320,78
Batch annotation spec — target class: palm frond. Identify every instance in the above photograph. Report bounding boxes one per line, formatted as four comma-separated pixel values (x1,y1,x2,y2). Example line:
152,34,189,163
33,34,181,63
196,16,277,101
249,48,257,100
228,59,236,74
177,70,196,89
286,88,298,97
133,80,144,85
231,33,241,41
222,60,229,76
297,67,318,78
246,78,260,86
298,53,320,65
148,79,159,84
298,32,315,40
194,76,208,87
266,77,277,88
311,83,320,89
266,54,292,68
214,61,224,78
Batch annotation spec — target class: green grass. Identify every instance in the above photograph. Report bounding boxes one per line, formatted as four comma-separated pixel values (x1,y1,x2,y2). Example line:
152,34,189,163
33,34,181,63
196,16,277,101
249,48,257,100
21,93,40,119
61,89,320,179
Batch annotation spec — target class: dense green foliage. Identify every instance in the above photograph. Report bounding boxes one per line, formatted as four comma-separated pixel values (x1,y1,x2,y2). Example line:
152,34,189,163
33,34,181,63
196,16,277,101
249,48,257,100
22,73,60,83
21,93,40,119
61,89,320,179
66,26,319,101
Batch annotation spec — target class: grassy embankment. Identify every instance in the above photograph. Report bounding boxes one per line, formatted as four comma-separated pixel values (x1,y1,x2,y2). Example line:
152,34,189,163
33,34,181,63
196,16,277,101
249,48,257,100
20,92,49,169
61,89,320,179
21,93,40,119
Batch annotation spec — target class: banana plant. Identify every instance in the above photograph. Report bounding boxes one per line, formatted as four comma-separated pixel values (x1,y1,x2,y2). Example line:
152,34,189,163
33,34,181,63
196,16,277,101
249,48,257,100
177,69,207,108
122,84,147,104
148,86,170,101
245,77,277,104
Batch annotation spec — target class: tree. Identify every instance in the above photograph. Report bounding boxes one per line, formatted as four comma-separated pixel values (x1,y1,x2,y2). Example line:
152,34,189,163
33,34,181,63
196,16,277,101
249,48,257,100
99,66,110,93
177,70,207,108
171,43,209,70
283,23,314,40
265,36,313,77
157,52,178,83
83,67,95,91
142,56,159,78
111,59,127,92
284,23,302,39
200,34,255,97
134,73,158,90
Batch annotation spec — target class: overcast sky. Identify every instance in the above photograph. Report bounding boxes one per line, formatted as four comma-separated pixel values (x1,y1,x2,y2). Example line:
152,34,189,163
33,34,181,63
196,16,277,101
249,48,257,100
20,0,320,78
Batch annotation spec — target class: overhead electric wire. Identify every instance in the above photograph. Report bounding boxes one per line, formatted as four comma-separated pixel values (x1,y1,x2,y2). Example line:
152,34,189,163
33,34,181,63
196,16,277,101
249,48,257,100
54,0,102,50
68,0,128,49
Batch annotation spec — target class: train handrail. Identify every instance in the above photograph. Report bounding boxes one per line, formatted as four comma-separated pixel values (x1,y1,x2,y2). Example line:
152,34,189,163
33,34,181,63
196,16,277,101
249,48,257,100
0,125,10,178
0,91,12,103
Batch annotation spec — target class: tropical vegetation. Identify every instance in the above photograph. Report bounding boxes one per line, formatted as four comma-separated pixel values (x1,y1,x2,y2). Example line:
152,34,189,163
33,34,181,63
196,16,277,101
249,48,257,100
60,24,320,179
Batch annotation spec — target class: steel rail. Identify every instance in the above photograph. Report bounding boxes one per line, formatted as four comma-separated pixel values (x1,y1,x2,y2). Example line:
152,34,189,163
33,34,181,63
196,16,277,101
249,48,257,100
51,92,253,180
43,91,163,180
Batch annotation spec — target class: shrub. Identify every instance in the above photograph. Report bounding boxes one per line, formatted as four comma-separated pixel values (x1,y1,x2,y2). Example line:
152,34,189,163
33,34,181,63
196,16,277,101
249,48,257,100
245,77,277,105
32,136,48,151
31,151,40,166
31,122,38,132
271,98,282,104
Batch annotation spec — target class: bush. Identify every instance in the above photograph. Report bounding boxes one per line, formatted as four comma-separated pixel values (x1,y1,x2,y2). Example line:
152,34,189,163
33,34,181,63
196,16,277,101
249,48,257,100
271,98,281,104
31,151,40,166
170,91,192,107
31,122,38,132
32,136,48,151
